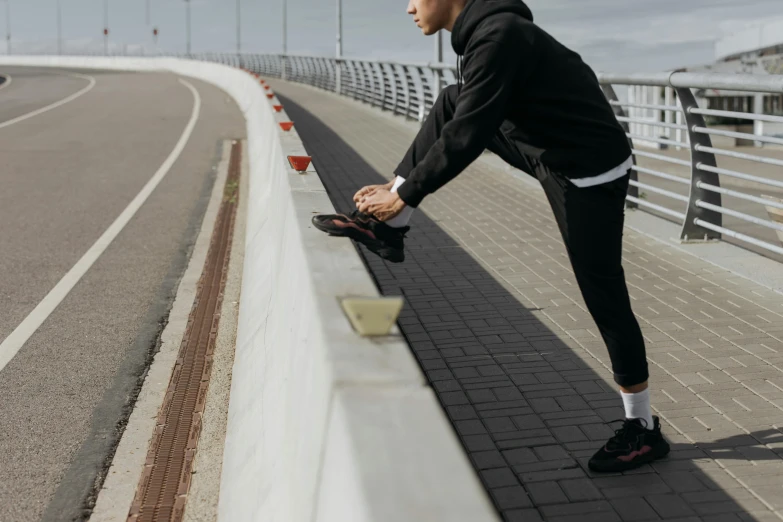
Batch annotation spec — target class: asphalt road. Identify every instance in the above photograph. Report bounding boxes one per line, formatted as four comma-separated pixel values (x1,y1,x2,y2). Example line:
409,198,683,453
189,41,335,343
0,67,245,522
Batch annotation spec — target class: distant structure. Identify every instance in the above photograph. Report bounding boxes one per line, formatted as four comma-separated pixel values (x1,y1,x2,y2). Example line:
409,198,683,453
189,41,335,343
685,18,783,138
714,18,783,65
625,19,783,149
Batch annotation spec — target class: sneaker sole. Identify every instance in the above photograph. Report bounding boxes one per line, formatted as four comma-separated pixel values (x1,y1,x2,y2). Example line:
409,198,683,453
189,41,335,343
587,440,671,473
312,218,405,263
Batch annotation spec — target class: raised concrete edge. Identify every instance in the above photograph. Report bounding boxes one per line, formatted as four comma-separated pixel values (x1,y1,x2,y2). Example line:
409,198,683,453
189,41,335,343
0,56,498,522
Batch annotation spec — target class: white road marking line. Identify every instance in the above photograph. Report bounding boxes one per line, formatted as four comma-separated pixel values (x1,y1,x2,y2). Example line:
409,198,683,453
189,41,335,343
0,72,95,129
0,78,202,373
0,73,12,91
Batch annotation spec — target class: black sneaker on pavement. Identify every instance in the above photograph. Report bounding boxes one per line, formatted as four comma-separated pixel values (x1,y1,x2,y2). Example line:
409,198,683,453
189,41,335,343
312,210,409,263
588,416,670,472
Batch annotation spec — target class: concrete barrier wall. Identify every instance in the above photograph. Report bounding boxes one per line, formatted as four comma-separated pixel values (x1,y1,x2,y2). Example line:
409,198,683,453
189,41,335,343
0,56,498,521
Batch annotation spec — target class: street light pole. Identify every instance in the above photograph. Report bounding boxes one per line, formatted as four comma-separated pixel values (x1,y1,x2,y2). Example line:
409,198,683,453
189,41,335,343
236,0,240,53
4,0,10,55
103,0,108,55
185,0,191,55
336,0,342,94
57,0,62,55
281,0,287,79
144,0,151,54
434,30,444,93
282,0,287,54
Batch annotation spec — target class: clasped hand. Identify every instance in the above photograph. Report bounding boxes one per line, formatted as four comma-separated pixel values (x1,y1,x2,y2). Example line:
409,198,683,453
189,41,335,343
353,183,407,222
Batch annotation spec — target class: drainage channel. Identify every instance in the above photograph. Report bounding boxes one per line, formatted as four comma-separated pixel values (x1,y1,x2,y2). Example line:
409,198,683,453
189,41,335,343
128,140,242,522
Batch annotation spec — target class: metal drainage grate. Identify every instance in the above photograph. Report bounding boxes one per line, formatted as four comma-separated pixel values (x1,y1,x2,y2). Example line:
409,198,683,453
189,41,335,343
128,140,242,522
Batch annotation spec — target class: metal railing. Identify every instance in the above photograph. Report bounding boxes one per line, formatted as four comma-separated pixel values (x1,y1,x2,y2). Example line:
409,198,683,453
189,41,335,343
219,53,783,260
599,72,783,260
25,50,783,260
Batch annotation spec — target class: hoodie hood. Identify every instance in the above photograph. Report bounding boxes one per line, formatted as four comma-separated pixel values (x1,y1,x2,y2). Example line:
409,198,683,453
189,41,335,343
452,0,533,56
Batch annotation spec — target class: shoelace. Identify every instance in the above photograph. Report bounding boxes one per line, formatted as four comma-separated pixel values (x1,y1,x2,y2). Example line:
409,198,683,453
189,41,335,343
348,209,373,221
606,418,650,446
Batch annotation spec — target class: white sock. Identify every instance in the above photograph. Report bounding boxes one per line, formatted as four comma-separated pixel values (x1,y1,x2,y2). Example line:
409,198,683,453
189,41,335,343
385,175,415,228
621,388,654,430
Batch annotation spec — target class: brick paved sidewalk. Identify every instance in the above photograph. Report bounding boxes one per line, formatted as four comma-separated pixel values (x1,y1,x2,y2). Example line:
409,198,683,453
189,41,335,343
272,79,783,522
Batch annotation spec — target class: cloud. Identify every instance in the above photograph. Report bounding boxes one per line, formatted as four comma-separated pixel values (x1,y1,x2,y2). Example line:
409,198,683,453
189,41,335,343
526,0,783,71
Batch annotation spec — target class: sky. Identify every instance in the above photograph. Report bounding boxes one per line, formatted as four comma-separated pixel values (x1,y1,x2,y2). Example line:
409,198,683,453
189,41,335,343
1,0,782,73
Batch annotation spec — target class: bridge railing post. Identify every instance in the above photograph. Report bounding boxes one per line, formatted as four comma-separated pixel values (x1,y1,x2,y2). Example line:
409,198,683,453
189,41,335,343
601,83,639,209
675,85,723,242
335,58,342,95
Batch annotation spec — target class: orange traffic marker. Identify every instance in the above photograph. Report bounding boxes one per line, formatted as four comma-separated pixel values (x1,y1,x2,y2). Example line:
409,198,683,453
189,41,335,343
273,105,284,112
288,156,311,172
279,122,294,131
266,93,275,99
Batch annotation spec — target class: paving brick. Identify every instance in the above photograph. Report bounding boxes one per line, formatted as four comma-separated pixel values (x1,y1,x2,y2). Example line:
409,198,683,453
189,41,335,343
702,515,743,522
529,397,566,414
502,509,544,522
455,419,488,436
467,389,497,404
433,380,462,392
470,450,507,470
477,399,529,411
426,369,455,381
479,407,534,418
535,372,567,384
494,429,552,442
546,416,605,428
461,434,496,451
609,498,661,521
542,409,602,421
485,417,518,433
525,388,579,399
548,514,621,522
518,467,586,483
658,471,709,493
534,445,571,461
556,395,590,411
511,414,546,430
693,500,768,516
551,426,587,443
497,436,558,450
478,365,506,377
502,447,538,465
441,390,470,405
559,478,603,502
580,423,616,440
446,405,478,421
527,481,568,505
453,367,481,379
511,374,541,386
440,347,466,358
481,467,520,489
491,486,533,510
539,500,616,518
646,494,697,518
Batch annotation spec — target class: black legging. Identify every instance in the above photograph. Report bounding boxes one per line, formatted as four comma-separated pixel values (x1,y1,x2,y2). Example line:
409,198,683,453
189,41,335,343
394,85,649,387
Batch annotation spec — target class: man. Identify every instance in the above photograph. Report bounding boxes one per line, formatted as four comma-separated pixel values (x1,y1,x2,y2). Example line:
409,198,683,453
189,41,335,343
312,0,669,472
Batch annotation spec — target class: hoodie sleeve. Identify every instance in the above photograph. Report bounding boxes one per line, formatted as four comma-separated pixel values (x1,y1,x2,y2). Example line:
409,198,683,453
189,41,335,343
396,16,530,208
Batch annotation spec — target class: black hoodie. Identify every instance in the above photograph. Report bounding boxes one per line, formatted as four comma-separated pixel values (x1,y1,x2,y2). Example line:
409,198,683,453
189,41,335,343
396,0,632,208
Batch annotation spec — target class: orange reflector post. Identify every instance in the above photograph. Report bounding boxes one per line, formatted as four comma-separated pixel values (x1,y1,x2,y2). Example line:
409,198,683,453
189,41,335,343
288,156,311,172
